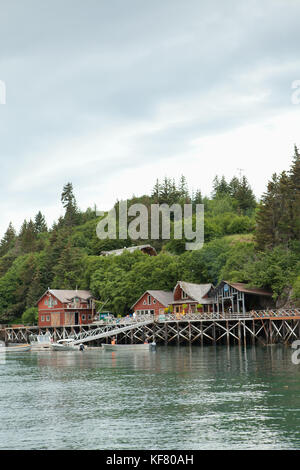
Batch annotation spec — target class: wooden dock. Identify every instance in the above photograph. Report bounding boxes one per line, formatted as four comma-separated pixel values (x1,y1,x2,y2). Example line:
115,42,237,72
1,310,300,346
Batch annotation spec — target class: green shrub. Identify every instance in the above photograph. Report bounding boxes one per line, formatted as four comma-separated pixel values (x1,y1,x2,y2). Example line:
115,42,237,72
21,307,38,325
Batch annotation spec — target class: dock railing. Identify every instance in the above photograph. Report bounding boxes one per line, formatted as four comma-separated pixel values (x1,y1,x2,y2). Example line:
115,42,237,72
156,312,252,321
155,309,300,322
249,309,300,319
93,314,155,326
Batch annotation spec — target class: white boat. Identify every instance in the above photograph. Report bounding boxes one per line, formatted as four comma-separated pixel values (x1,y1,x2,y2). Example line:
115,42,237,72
29,333,52,351
51,339,79,351
0,343,31,353
101,342,156,351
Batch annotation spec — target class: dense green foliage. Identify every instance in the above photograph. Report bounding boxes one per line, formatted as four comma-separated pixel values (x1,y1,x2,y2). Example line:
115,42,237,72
1,153,299,324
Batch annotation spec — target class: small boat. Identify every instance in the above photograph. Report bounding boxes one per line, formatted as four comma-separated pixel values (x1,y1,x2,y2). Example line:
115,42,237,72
101,342,156,351
29,333,52,351
51,339,79,351
0,343,31,353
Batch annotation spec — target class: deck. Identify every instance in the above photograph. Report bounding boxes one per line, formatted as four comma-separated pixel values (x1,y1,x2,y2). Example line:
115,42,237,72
1,310,300,346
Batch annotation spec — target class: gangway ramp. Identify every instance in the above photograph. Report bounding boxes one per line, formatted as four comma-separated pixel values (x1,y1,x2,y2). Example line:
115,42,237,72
72,319,154,345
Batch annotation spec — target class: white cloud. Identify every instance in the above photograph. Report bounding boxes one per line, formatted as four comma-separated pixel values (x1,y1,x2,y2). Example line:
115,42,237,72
1,0,300,238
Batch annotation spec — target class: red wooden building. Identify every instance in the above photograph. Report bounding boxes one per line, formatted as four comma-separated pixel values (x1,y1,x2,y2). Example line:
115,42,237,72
131,282,215,317
172,281,214,314
131,290,173,316
37,289,95,327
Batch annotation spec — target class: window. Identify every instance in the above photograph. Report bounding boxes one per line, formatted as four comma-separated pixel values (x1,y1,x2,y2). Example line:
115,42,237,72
88,315,92,320
147,295,151,305
153,299,156,304
46,315,50,321
41,315,45,322
82,314,86,321
181,290,188,299
143,300,146,305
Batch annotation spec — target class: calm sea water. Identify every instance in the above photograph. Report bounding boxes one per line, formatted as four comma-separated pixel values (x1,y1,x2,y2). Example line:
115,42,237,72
0,345,299,450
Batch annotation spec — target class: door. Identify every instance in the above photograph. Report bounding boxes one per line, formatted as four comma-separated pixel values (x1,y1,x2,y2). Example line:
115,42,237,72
51,312,61,327
74,312,79,325
64,312,75,326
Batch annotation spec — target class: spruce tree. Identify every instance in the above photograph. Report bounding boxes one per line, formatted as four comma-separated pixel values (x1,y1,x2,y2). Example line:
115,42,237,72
19,219,37,253
192,189,203,205
61,182,79,227
52,242,84,289
277,171,293,245
289,145,300,239
255,174,281,250
229,176,240,198
34,211,47,233
159,177,173,204
26,266,44,308
0,222,16,256
151,179,161,203
212,175,231,198
178,175,189,200
234,176,256,213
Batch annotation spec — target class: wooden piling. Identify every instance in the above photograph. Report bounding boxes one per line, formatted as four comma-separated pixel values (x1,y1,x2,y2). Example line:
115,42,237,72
226,320,229,346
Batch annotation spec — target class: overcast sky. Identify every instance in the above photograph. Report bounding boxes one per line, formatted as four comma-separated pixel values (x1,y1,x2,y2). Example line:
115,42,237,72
0,0,300,236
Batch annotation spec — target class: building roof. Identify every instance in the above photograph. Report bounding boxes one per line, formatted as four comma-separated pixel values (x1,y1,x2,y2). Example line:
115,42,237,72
225,282,273,297
101,244,157,256
38,289,93,304
131,290,173,309
174,281,215,304
147,290,174,306
212,281,273,297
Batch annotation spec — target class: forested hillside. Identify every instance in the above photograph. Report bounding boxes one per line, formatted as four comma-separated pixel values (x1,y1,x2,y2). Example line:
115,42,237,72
1,147,300,324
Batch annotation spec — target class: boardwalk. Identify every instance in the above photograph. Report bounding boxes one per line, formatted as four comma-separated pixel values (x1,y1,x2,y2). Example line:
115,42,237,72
1,310,300,346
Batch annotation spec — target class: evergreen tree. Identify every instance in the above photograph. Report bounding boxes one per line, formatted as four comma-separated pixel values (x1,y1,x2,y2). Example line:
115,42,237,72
159,177,173,204
276,171,293,246
234,176,257,213
0,222,16,256
61,182,79,227
34,211,47,233
178,175,189,201
192,189,203,206
256,146,300,250
19,219,37,253
289,145,300,238
15,254,37,313
43,227,69,286
151,179,161,203
255,174,281,250
229,176,240,198
212,175,231,198
26,266,44,308
52,242,84,289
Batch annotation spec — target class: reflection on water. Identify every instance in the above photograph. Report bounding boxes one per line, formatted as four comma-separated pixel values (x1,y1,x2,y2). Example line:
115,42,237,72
0,345,299,450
